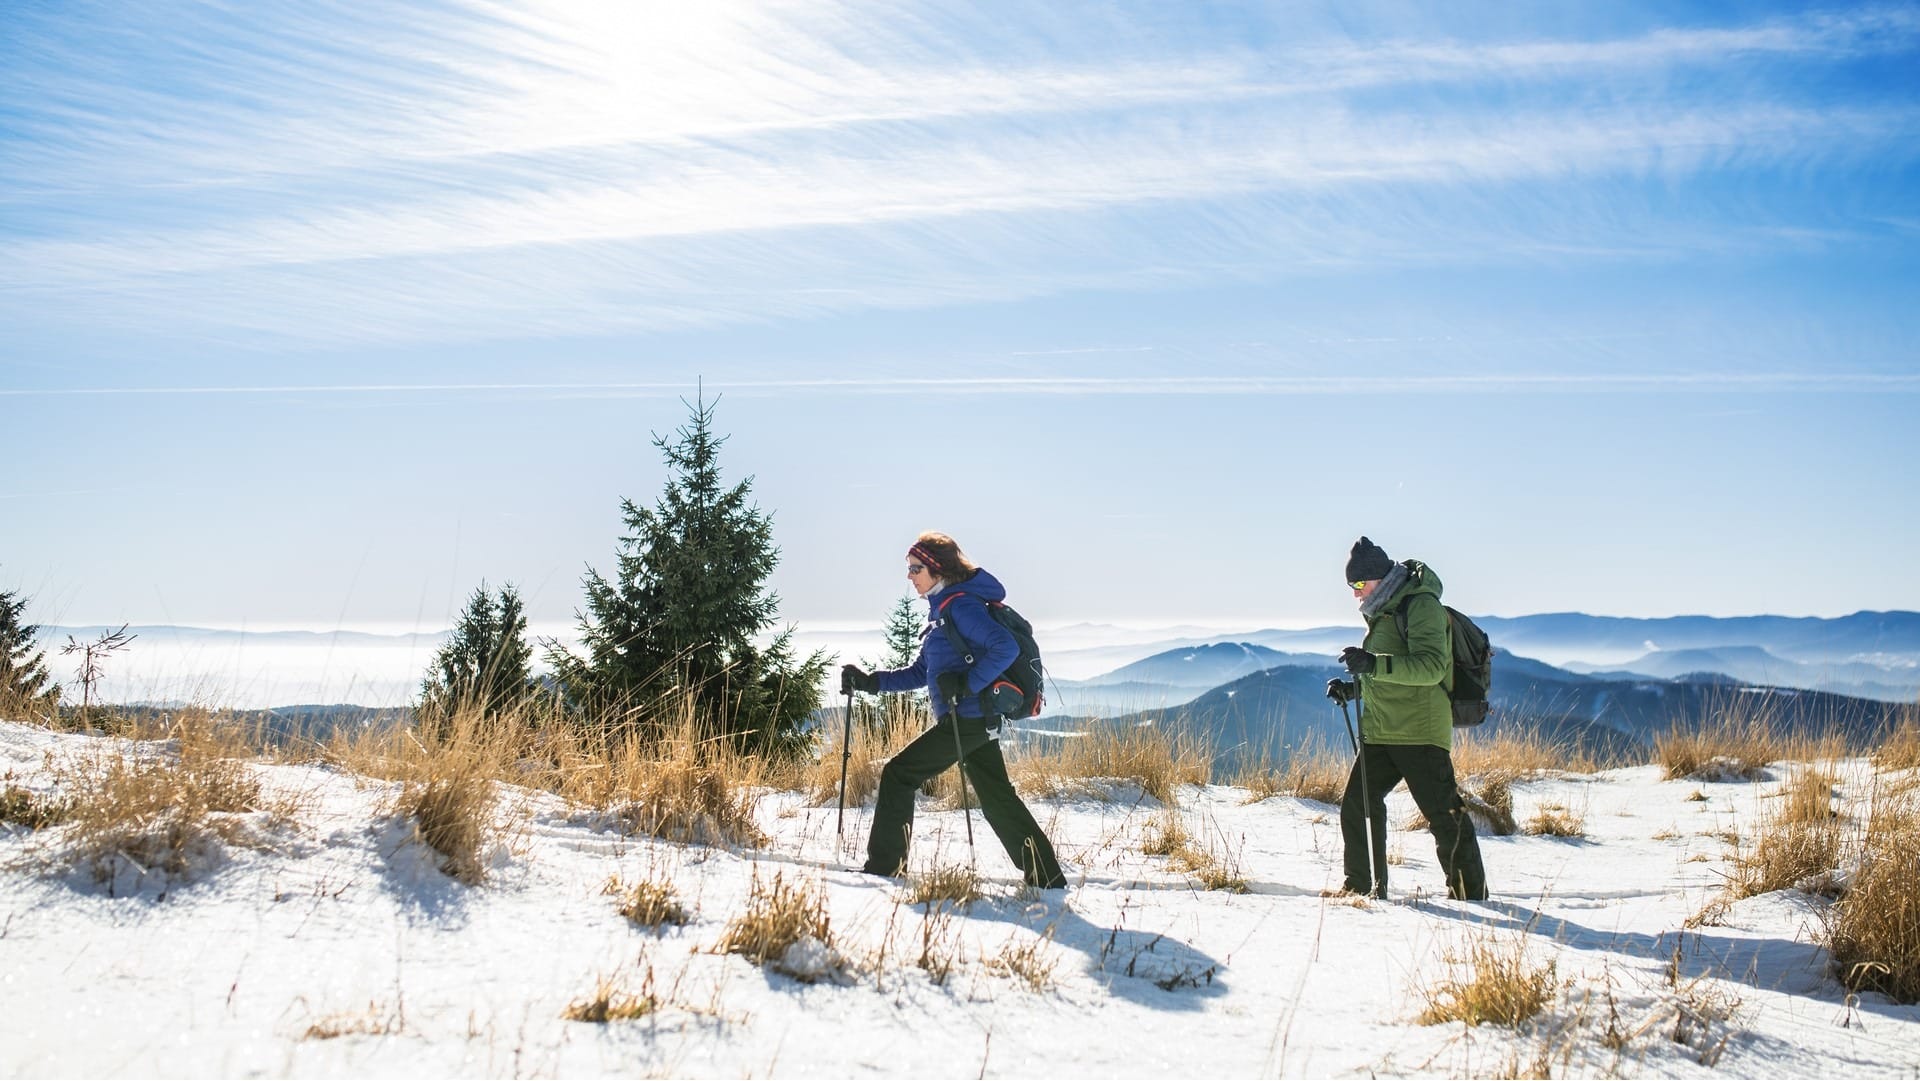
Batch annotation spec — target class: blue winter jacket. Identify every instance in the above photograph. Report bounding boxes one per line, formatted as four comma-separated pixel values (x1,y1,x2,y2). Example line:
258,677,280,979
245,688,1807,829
874,568,1020,721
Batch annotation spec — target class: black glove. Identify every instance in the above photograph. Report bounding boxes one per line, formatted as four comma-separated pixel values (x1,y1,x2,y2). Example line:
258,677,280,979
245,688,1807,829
1340,646,1377,675
936,670,969,702
1326,679,1358,705
840,664,878,694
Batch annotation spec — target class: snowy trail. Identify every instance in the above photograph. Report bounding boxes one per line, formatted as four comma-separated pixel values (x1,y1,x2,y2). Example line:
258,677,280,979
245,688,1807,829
4,721,1918,1079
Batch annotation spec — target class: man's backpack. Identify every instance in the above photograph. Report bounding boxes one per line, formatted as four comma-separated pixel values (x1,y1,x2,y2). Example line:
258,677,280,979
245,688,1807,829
938,596,1045,721
1394,596,1494,728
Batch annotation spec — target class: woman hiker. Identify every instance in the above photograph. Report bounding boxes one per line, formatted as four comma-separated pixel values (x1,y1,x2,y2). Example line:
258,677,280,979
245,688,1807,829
1325,535,1489,901
839,532,1068,889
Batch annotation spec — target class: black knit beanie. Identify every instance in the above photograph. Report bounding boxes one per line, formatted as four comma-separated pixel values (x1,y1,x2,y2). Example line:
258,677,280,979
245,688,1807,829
1345,536,1393,583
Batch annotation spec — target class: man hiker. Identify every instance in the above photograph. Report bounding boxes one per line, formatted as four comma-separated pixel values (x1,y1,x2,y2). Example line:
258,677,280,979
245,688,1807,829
1326,536,1489,901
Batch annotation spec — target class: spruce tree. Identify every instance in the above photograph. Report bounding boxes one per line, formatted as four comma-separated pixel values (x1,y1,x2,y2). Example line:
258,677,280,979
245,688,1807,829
0,585,57,709
559,393,826,751
421,581,532,717
879,595,924,670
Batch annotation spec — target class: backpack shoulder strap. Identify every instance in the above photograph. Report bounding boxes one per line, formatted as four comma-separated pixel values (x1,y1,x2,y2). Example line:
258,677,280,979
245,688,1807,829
1394,593,1449,643
937,592,976,664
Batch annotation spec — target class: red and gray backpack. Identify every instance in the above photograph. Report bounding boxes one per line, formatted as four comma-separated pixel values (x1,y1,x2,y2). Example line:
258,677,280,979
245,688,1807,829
938,594,1046,721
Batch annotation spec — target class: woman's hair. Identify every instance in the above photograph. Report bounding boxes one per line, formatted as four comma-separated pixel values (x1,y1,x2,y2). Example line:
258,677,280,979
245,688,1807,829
908,531,978,584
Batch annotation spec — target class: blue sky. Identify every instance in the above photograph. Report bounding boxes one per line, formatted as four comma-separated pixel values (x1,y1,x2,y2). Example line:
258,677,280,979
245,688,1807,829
4,0,1918,637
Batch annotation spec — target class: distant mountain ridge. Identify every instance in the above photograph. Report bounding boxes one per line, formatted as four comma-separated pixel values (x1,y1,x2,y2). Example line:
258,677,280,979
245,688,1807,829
1016,609,1920,773
1023,657,1907,776
1473,610,1920,666
1045,609,1920,709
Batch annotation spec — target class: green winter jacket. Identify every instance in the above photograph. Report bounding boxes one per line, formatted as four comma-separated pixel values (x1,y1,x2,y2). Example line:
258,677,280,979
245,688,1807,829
1358,559,1453,749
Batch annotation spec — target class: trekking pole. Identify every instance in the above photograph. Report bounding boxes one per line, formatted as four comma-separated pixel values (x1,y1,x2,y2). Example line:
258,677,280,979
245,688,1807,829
948,694,976,852
836,687,854,842
1338,688,1379,898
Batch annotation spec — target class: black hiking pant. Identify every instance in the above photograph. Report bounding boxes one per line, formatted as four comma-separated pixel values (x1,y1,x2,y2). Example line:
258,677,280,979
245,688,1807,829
864,715,1067,889
1341,742,1488,900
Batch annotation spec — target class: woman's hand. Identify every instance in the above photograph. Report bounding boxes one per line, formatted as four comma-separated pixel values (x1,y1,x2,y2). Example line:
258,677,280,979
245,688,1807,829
935,670,968,702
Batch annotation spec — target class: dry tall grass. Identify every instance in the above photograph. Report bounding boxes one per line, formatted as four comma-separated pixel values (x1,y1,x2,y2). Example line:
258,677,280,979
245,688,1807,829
988,927,1059,992
1463,775,1519,835
1826,786,1920,1003
51,718,293,887
1418,928,1560,1028
1773,767,1839,826
1453,725,1606,779
327,706,509,885
606,872,690,929
327,689,772,865
1231,735,1348,805
908,863,983,906
1010,720,1211,804
713,869,832,968
1702,767,1847,903
563,970,662,1023
1876,706,1920,774
803,700,1214,811
1523,803,1587,839
1656,703,1785,782
802,696,935,809
1,779,71,830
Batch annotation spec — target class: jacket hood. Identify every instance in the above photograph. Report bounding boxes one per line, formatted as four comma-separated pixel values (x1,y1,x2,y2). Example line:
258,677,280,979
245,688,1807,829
931,567,1007,608
1393,559,1443,604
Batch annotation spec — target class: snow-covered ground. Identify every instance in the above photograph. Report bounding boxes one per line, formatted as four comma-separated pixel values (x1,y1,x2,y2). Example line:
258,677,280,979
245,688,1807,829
3,719,1916,1079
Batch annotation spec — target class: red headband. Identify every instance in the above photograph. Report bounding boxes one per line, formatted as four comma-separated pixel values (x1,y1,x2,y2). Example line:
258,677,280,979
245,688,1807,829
907,543,943,572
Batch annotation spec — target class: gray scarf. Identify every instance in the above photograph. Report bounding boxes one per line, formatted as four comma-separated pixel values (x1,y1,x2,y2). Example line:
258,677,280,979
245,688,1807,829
1358,562,1410,621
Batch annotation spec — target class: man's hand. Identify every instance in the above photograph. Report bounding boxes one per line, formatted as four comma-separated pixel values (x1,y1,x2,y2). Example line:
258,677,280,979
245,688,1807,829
1325,678,1358,705
1340,646,1377,675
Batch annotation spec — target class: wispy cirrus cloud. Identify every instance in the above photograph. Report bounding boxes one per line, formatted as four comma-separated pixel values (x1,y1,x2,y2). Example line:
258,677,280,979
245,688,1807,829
2,2,1916,348
7,371,1917,399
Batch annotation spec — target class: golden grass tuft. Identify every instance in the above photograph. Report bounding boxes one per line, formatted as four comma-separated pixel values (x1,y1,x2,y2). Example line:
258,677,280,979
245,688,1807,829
1524,803,1586,839
1232,735,1347,805
1826,787,1920,1003
1875,707,1920,774
1453,725,1606,779
1774,768,1839,826
1727,777,1845,900
53,717,290,887
1175,843,1250,893
1143,809,1249,892
562,971,662,1023
1010,720,1211,804
605,873,690,929
803,696,931,808
1462,774,1520,835
1140,806,1189,856
1654,698,1787,782
1,781,71,830
300,1002,400,1040
714,869,831,967
333,706,507,885
520,695,774,848
915,903,962,984
327,689,772,863
1418,930,1560,1028
988,927,1059,992
909,863,983,907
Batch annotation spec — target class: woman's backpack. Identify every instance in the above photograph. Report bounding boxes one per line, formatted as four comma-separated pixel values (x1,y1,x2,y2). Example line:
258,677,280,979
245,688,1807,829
939,597,1046,720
